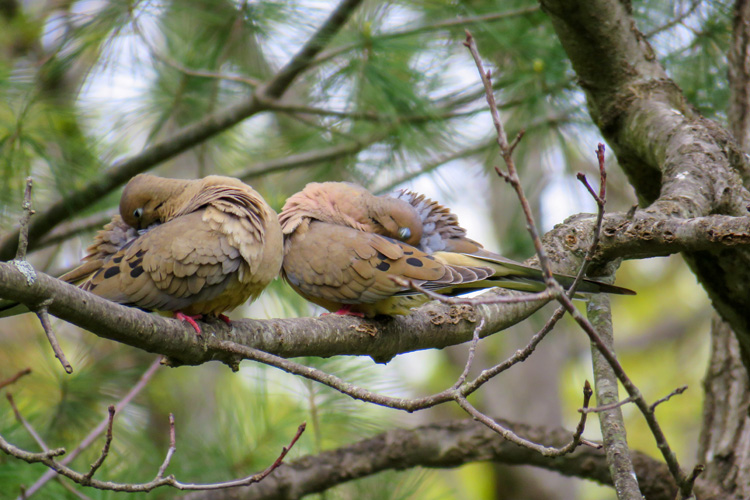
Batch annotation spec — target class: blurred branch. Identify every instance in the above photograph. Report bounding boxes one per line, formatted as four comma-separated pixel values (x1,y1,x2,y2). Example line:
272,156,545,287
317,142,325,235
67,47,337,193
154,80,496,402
35,213,114,251
238,132,389,182
181,418,687,500
21,358,161,499
6,392,48,452
0,0,365,261
0,368,31,390
644,0,702,39
314,6,540,65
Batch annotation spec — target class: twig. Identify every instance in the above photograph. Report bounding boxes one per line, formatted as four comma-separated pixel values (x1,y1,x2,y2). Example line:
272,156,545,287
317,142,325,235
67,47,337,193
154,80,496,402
454,392,590,457
82,406,115,483
20,358,161,499
7,393,48,452
130,16,261,88
586,294,642,497
15,178,35,261
579,395,637,414
0,368,32,391
453,318,484,389
0,420,307,493
650,385,688,412
676,464,705,500
34,307,73,374
463,31,557,286
156,414,176,479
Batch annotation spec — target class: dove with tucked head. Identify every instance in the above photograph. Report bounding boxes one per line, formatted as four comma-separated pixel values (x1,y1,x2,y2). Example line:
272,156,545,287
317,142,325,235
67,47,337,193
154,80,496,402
279,182,634,317
39,174,283,333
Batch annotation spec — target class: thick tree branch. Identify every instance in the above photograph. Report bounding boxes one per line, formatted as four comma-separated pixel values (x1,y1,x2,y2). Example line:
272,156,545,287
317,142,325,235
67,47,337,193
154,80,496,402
0,260,545,366
0,0,364,261
181,418,690,500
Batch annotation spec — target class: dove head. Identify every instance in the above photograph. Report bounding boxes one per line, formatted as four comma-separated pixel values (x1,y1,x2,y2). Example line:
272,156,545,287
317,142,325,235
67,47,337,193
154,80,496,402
369,196,423,246
279,182,422,246
120,174,192,229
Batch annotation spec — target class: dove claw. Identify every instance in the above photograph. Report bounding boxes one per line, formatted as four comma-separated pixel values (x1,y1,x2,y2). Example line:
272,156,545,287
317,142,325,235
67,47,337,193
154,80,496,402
175,312,203,334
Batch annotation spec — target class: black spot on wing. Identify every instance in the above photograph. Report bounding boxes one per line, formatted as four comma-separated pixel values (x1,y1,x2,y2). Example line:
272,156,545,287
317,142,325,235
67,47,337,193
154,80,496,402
403,250,413,255
103,266,120,279
135,249,146,258
130,266,145,278
376,261,391,272
128,257,143,269
376,251,387,260
113,255,123,263
406,257,423,267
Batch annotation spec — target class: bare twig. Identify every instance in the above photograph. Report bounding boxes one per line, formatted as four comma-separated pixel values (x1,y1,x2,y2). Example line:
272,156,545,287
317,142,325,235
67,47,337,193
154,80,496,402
156,414,176,479
453,318,484,389
34,307,73,374
463,33,689,494
82,406,115,483
463,31,556,286
0,368,32,391
580,395,637,414
650,385,688,412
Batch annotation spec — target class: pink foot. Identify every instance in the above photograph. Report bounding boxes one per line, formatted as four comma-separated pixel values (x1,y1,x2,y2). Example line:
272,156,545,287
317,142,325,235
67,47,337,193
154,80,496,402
174,312,203,334
321,305,365,318
218,314,232,325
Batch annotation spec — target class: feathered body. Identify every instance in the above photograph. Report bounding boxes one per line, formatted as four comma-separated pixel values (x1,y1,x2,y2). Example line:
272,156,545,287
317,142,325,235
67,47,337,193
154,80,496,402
279,182,633,317
63,174,283,317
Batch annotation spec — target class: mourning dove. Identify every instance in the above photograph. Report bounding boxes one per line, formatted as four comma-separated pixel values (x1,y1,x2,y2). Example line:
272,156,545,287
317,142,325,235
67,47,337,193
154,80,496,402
279,182,634,317
2,174,283,333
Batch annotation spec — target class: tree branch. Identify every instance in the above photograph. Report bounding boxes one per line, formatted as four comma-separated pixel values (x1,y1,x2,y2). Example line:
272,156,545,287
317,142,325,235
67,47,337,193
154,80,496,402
181,418,688,500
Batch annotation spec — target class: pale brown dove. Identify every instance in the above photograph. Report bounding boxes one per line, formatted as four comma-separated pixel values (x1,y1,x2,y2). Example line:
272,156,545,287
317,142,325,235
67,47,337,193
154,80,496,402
279,182,633,317
2,174,283,333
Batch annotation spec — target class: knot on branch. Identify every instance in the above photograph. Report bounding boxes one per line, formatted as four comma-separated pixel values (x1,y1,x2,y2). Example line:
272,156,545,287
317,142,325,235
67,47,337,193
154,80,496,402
428,305,477,326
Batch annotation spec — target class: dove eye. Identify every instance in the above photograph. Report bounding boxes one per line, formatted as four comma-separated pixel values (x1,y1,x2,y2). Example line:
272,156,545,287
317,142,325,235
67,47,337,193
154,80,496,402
133,208,144,219
398,227,411,240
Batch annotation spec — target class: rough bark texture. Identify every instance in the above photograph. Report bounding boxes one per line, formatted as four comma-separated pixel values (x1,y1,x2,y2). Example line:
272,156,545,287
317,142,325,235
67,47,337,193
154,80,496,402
699,317,750,499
